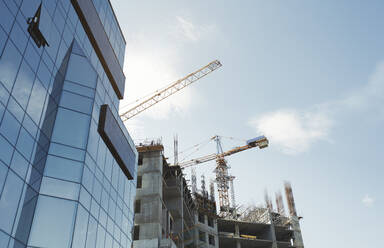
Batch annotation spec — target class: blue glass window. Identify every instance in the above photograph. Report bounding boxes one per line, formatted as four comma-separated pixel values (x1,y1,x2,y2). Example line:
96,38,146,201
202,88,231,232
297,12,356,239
0,102,4,121
16,128,35,161
0,134,14,164
82,165,94,193
22,114,38,139
0,161,7,193
10,22,28,54
60,91,93,114
79,186,91,210
72,204,89,248
0,83,9,106
0,27,7,56
86,216,97,248
20,0,41,22
12,61,35,108
51,107,90,149
0,230,10,248
36,60,51,90
63,80,95,98
26,78,46,124
24,41,41,73
66,54,97,89
0,111,21,145
96,224,106,248
44,155,83,183
28,195,77,248
0,170,23,233
7,97,24,122
10,150,29,180
0,41,22,91
49,142,85,162
40,177,80,200
90,198,100,219
0,1,14,33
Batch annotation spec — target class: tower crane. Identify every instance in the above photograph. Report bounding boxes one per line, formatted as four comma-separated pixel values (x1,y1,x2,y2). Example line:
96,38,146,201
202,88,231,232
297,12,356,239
176,135,269,217
119,60,222,121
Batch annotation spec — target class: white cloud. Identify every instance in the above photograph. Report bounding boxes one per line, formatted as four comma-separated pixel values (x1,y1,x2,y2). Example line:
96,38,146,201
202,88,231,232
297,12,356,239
362,195,375,207
176,16,217,42
249,109,332,154
249,61,384,155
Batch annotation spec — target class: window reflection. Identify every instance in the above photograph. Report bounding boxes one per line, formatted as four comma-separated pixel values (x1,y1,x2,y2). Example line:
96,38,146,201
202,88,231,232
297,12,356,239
44,155,83,182
0,170,23,233
28,195,77,248
66,54,97,89
40,176,80,200
51,107,90,149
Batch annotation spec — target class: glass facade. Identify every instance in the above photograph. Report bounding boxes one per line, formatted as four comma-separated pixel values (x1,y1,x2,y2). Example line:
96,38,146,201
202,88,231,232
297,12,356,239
0,0,137,248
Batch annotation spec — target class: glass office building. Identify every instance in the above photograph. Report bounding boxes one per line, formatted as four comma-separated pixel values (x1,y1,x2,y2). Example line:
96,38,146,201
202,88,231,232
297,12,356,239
0,0,137,247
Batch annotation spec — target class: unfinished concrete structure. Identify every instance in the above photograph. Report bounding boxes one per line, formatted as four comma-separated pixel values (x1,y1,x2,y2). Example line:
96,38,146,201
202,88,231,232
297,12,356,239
194,190,219,248
133,141,304,248
133,141,197,248
217,184,304,248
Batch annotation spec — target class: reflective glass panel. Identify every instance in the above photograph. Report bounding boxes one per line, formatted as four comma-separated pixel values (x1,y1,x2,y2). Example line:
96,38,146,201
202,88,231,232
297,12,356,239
40,177,80,200
51,108,90,149
28,195,77,248
12,61,35,108
72,204,89,248
66,54,97,89
44,155,83,182
60,90,93,114
0,111,20,145
0,170,23,233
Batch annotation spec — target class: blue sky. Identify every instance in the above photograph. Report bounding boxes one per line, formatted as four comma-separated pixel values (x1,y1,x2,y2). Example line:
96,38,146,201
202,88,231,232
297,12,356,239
111,0,383,247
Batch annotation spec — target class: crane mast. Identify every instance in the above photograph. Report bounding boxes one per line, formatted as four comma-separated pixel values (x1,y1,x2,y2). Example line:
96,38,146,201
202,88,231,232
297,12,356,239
120,60,222,121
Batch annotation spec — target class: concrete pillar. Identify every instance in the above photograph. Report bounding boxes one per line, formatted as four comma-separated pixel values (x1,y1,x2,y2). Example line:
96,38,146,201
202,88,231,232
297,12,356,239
268,210,278,248
291,216,304,248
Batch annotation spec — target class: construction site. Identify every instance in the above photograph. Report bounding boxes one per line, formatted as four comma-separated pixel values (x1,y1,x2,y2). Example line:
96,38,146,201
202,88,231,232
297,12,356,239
131,139,304,248
116,60,305,248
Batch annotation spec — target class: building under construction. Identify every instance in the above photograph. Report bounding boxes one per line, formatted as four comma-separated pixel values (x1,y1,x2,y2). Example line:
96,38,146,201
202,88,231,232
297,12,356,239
133,141,304,248
133,141,219,248
217,184,304,248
